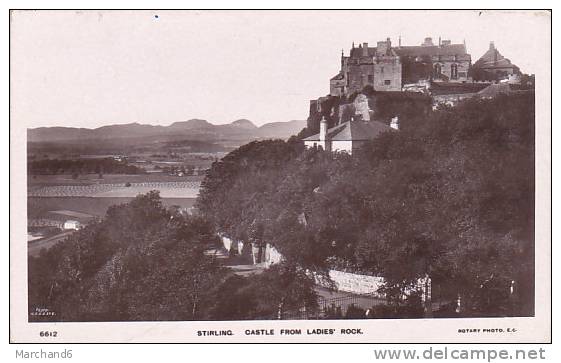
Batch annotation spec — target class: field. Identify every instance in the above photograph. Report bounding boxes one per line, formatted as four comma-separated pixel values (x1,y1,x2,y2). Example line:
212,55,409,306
28,173,201,199
29,182,200,198
28,173,204,187
28,173,201,236
28,196,198,219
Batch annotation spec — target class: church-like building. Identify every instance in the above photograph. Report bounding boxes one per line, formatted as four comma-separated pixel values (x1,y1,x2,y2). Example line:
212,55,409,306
330,36,472,97
472,41,520,81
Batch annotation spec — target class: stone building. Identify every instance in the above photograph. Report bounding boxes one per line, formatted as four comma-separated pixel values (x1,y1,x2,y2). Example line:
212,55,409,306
330,37,472,97
395,37,471,84
472,41,520,81
330,38,402,96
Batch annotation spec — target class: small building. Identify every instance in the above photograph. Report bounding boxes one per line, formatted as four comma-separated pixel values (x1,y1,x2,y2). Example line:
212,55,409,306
472,42,520,81
303,116,395,154
63,220,81,230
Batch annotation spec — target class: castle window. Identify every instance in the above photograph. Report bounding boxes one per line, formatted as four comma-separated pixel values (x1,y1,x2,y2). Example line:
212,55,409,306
384,80,391,85
434,63,442,79
368,75,374,83
451,63,458,79
381,66,384,73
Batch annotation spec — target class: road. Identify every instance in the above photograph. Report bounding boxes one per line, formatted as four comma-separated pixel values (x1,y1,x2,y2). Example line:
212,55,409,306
28,231,74,257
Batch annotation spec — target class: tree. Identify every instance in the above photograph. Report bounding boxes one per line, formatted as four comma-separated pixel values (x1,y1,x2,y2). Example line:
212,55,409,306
28,191,226,321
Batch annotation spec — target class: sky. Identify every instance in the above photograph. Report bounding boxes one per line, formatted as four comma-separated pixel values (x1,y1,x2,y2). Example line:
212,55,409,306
11,10,550,129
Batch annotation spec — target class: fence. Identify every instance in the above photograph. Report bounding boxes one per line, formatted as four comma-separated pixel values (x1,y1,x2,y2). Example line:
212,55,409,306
273,294,386,320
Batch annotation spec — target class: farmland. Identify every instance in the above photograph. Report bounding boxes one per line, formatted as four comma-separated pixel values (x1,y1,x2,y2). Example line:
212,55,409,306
28,196,197,219
29,173,201,197
28,173,201,221
28,173,204,187
28,181,200,198
28,172,203,254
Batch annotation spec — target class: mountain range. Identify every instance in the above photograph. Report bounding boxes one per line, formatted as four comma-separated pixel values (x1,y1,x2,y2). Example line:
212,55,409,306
27,119,306,143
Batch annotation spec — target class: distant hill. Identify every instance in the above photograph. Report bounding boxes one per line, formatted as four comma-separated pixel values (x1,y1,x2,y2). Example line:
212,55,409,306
230,119,258,130
168,119,214,130
257,120,307,137
27,119,307,144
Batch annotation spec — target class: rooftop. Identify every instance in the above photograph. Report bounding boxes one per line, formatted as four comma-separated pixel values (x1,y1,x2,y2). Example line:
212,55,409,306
474,42,518,70
394,44,468,57
303,120,393,142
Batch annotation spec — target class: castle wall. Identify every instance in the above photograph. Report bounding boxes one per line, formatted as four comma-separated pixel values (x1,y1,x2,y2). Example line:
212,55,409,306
327,270,386,297
433,59,471,82
345,62,375,95
330,78,345,97
344,56,402,94
372,60,402,91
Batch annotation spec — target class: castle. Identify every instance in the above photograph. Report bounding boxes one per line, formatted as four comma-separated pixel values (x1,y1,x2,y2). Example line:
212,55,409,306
302,38,525,155
330,36,474,97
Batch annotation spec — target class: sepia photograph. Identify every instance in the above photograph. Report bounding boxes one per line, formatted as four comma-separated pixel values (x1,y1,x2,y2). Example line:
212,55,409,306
9,9,551,343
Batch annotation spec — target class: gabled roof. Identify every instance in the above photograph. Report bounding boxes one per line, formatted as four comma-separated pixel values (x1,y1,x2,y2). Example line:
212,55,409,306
303,120,393,142
349,47,400,58
350,47,378,58
394,44,468,57
474,46,518,70
330,72,344,81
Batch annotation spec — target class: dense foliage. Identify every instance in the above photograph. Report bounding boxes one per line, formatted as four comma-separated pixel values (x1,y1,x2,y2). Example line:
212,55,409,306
198,93,535,316
208,264,318,320
28,191,318,321
28,192,226,321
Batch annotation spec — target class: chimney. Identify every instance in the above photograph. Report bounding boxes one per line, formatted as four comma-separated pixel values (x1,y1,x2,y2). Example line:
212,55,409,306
376,40,388,56
398,35,401,47
439,36,441,47
390,116,399,130
362,42,368,56
319,116,328,143
491,42,497,62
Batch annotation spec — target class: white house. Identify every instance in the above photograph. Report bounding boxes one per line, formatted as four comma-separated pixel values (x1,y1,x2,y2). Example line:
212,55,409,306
303,116,396,154
63,220,81,230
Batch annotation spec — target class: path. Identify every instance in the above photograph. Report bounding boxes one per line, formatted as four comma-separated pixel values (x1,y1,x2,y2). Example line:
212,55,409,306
28,231,74,257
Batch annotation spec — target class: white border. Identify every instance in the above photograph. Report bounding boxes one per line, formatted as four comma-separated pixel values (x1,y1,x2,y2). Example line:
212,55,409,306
7,7,552,344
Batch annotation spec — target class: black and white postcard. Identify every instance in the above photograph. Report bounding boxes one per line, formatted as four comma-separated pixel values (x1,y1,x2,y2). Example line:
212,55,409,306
9,9,551,343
